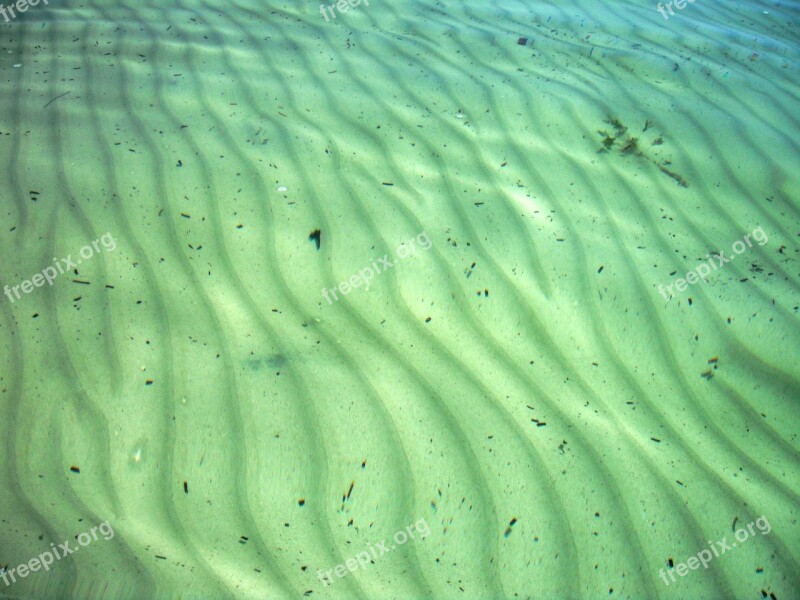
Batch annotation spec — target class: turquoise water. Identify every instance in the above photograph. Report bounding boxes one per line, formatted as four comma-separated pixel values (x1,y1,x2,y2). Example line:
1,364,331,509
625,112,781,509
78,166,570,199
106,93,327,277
0,0,798,598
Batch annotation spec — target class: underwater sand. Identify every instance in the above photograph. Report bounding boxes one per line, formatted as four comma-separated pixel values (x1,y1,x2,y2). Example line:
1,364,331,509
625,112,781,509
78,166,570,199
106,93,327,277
0,0,798,598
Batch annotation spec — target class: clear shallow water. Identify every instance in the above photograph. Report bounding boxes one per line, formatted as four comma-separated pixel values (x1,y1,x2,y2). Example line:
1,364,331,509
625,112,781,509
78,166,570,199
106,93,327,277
0,0,798,598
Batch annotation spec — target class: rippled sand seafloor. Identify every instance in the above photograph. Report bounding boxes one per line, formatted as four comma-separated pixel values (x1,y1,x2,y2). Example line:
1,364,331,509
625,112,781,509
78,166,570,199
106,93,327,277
0,0,799,598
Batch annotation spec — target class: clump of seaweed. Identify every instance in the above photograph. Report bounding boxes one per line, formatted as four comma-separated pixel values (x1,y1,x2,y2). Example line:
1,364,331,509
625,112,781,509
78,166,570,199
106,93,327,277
596,117,688,187
605,117,627,136
596,117,631,153
598,132,616,152
620,137,640,155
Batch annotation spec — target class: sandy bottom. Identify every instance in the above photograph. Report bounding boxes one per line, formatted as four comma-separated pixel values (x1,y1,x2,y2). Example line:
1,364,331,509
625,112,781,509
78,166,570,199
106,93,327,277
0,0,798,598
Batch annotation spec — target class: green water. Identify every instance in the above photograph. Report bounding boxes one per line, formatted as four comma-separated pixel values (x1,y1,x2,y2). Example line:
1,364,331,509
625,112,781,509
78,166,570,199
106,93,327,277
0,0,798,598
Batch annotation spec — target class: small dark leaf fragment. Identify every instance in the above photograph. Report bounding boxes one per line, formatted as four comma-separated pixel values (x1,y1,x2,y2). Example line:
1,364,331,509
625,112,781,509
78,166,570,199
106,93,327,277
309,229,321,250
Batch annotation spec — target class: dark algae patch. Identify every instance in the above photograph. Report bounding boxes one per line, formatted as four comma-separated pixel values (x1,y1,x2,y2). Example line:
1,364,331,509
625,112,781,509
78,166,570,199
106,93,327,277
596,116,688,187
